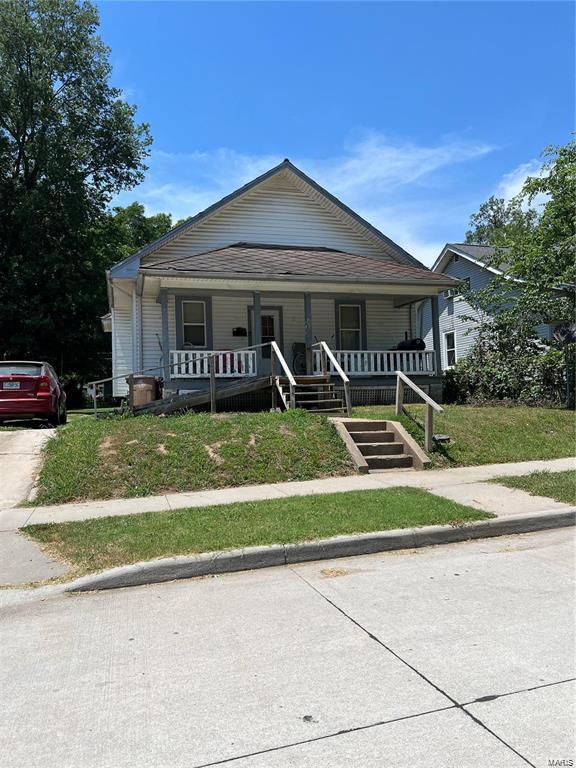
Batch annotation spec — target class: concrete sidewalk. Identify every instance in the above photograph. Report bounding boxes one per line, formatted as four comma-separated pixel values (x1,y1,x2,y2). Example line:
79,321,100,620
3,456,574,530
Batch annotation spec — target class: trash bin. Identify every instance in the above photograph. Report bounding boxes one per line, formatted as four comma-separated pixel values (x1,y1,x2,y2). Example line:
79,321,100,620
126,376,158,407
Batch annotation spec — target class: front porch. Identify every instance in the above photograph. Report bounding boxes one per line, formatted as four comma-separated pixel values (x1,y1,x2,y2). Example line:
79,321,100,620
142,283,443,403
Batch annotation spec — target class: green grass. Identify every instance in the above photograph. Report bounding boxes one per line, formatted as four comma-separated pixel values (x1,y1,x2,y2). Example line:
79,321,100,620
491,470,576,505
31,410,354,505
25,487,492,576
353,404,576,468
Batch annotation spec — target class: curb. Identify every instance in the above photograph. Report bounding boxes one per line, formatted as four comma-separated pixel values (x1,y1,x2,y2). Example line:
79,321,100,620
64,507,576,593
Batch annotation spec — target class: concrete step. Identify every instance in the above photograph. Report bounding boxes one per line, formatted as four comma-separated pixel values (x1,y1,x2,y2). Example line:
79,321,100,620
346,420,388,432
358,442,404,456
365,454,413,470
348,430,395,443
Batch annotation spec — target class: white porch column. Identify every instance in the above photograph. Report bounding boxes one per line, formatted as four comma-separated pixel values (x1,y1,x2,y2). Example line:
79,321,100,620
304,292,313,374
253,292,262,374
431,295,442,375
131,286,142,374
160,290,170,382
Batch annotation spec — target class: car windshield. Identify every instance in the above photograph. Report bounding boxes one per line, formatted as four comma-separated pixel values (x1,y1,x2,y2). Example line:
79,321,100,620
0,363,43,376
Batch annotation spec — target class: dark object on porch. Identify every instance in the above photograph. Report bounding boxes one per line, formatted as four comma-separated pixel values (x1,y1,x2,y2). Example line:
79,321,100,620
292,342,307,375
232,327,247,337
395,337,426,351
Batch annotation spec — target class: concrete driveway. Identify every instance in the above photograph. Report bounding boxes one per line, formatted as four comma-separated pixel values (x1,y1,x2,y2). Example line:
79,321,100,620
0,528,573,767
0,428,54,507
0,428,67,584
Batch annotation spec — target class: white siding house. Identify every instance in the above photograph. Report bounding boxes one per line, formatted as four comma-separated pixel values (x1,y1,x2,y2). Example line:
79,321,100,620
106,160,458,401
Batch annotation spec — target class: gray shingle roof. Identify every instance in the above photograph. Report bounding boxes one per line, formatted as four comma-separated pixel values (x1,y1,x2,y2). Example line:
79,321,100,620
143,243,459,285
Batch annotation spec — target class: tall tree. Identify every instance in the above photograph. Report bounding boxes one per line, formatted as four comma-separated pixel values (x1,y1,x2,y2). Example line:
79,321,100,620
0,0,151,377
463,137,575,325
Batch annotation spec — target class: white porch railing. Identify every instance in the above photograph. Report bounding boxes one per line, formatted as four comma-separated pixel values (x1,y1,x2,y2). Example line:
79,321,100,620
170,350,257,378
313,349,435,376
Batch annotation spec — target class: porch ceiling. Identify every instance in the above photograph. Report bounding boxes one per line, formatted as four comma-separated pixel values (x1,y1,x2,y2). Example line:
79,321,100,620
141,243,459,291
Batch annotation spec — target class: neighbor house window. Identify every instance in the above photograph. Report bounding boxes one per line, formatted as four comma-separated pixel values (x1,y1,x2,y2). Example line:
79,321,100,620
182,301,206,347
339,304,362,349
444,332,456,367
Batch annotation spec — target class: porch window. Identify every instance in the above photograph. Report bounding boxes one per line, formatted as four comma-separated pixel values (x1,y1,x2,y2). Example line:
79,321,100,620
444,331,456,367
339,304,362,349
182,300,207,347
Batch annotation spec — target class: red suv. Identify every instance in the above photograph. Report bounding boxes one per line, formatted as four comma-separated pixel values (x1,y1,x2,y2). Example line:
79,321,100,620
0,361,67,426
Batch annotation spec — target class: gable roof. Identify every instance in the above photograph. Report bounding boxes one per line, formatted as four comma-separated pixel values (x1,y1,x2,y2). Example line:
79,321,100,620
142,242,459,287
432,242,509,275
110,159,426,278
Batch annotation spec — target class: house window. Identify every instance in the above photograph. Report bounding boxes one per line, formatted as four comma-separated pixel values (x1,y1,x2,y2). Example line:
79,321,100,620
182,301,206,347
444,332,456,367
339,304,362,349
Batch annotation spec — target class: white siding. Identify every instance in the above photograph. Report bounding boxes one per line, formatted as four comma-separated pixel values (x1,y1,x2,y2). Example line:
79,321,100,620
111,307,132,396
420,255,498,370
141,296,164,375
142,173,395,267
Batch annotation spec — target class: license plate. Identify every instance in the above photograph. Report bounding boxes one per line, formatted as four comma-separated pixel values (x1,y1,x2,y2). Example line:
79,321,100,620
2,381,20,390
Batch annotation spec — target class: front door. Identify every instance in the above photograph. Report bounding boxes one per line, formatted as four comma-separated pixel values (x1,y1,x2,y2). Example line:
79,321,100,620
250,308,282,374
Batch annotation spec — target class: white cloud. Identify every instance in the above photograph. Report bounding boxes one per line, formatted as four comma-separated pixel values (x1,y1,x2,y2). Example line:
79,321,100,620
495,160,541,200
114,133,495,266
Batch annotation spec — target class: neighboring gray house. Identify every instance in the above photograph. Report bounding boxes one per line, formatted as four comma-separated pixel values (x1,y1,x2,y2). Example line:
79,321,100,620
419,243,562,371
104,159,459,402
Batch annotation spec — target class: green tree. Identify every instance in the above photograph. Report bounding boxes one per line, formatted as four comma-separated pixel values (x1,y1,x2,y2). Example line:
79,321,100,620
0,0,151,378
465,195,538,249
98,203,172,264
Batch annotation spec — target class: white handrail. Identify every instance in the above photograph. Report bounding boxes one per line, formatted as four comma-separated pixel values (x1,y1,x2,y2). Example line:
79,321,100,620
313,341,352,416
396,371,443,412
395,370,443,452
270,341,296,387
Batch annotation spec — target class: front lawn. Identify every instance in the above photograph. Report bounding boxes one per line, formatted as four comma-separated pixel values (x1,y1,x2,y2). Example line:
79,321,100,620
353,404,575,468
25,487,492,575
491,470,576,505
31,410,354,505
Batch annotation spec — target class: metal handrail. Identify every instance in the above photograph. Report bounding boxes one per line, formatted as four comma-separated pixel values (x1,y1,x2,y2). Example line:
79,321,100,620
395,370,443,452
312,341,352,416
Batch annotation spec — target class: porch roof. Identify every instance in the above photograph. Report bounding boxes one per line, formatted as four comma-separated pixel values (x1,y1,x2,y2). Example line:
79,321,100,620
141,243,459,287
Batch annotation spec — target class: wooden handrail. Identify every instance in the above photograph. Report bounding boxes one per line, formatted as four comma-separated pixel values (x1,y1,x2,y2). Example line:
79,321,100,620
270,340,296,409
88,341,284,417
312,341,352,416
395,370,443,452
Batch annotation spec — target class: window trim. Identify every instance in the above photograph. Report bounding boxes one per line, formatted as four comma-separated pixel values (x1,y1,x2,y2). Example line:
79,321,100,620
335,300,367,350
175,295,213,350
443,330,457,369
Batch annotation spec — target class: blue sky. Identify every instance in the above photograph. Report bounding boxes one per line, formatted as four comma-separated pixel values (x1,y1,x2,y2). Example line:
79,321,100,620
101,1,574,265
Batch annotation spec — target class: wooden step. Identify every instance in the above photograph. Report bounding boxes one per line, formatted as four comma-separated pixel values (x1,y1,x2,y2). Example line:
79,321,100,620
348,430,395,443
304,408,346,414
294,390,337,400
365,454,413,469
358,442,404,456
278,376,329,385
298,399,343,408
293,383,335,390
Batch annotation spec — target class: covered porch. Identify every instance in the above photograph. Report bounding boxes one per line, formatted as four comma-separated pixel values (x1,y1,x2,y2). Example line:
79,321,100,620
138,278,443,396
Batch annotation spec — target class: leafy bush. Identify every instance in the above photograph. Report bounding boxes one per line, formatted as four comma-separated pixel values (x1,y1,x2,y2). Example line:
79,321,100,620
443,319,569,407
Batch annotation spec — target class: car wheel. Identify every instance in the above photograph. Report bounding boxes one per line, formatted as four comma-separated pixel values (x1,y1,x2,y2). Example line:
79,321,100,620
48,401,62,427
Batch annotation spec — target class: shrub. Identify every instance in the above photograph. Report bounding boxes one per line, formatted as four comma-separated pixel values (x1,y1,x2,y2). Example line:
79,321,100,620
443,320,568,407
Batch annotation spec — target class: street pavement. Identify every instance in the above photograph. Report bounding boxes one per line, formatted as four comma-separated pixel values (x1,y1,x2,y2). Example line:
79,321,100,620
0,527,573,767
